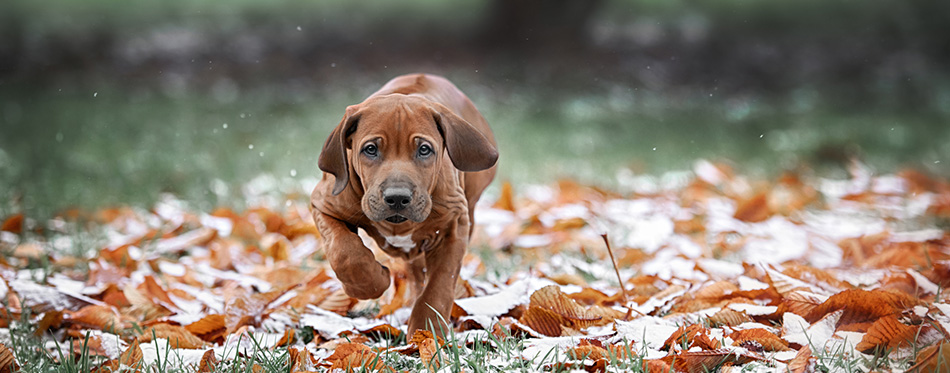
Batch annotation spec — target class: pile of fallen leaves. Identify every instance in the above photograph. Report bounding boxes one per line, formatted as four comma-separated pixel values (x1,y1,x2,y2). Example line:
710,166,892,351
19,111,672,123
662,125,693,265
1,160,949,372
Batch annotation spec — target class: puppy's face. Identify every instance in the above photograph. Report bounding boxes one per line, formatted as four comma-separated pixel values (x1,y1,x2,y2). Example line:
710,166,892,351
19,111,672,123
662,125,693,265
349,96,443,224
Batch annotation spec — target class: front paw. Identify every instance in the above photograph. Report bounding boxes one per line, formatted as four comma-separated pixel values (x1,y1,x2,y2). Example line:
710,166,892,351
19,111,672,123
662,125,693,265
339,264,391,299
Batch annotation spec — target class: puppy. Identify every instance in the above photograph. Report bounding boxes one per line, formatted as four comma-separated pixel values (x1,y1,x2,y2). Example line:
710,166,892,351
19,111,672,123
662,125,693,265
310,73,498,335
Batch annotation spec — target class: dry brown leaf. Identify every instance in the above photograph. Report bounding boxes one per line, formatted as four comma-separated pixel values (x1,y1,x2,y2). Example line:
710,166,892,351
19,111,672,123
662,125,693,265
567,288,612,306
663,349,764,373
280,222,320,241
663,324,721,351
139,275,176,309
197,349,217,373
185,314,227,343
419,337,441,372
805,289,919,329
566,344,609,361
359,323,402,339
0,214,23,234
260,233,292,261
325,343,393,372
693,280,740,300
0,343,18,373
318,289,358,315
35,310,64,336
780,290,826,318
645,359,672,373
907,341,950,373
729,328,790,352
733,192,771,222
493,181,515,211
318,335,371,353
138,323,207,349
781,264,850,292
520,305,566,337
275,328,295,347
544,272,588,287
551,217,588,231
378,275,409,317
528,285,604,328
12,243,44,260
707,308,753,327
65,305,128,331
786,345,815,373
94,339,144,373
154,227,217,254
855,314,921,353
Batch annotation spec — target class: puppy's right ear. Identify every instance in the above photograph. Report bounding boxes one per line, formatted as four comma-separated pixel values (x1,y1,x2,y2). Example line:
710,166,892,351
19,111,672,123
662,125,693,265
318,106,361,195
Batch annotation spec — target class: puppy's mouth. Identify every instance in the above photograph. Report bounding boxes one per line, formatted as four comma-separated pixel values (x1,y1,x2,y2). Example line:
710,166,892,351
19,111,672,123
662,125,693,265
385,215,408,224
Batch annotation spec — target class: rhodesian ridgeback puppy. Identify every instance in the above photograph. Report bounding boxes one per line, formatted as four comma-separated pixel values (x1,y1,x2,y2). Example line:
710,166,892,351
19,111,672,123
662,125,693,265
311,73,498,335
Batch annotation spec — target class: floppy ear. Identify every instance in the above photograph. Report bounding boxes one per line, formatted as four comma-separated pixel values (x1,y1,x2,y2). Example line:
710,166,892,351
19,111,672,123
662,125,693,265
318,107,361,195
431,104,498,172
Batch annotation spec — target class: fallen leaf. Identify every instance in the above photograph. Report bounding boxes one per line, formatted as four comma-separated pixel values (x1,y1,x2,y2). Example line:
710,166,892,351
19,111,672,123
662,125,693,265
0,343,18,373
786,345,815,373
805,289,918,330
907,341,950,373
65,305,128,332
663,324,721,351
729,328,790,352
197,349,217,373
855,314,921,353
663,349,764,373
493,181,515,211
138,323,207,349
185,314,227,343
419,337,441,372
733,192,771,222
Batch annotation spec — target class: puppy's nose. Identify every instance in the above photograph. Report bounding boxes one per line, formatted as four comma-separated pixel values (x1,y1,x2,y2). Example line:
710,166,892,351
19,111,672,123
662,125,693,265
383,187,412,211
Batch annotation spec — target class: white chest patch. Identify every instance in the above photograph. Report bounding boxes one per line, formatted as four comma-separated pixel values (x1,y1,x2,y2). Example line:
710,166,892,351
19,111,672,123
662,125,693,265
384,234,416,252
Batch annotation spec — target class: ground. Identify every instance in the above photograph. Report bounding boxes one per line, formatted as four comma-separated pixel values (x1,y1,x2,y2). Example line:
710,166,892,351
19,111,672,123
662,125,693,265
1,160,949,372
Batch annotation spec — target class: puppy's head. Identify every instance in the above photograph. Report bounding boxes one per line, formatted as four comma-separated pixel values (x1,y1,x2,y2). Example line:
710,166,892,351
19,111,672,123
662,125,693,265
318,95,497,224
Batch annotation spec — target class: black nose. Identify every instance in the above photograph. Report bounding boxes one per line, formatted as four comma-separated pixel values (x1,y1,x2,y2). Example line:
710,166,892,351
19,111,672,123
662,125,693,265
383,187,412,211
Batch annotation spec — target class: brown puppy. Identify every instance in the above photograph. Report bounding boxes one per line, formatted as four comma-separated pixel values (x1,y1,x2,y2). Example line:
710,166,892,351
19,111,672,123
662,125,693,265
310,73,498,335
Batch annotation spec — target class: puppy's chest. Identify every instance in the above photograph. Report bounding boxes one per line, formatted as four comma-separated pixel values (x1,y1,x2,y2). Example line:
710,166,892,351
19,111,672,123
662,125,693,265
373,228,445,258
383,234,417,251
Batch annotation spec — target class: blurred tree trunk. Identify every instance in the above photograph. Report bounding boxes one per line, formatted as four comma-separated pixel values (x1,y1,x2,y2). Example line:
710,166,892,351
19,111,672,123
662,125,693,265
479,0,603,51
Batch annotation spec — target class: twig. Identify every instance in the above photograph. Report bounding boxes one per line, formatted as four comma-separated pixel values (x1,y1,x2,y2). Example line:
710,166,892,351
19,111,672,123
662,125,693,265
601,233,642,320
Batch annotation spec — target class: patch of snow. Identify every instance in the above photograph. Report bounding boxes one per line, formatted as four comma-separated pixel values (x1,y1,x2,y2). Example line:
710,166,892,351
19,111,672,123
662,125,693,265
697,258,745,278
300,306,365,338
158,261,186,277
514,234,553,248
200,214,233,237
737,276,769,291
783,310,841,349
140,339,206,368
455,279,532,317
727,303,777,316
613,317,680,350
891,229,944,243
906,269,940,294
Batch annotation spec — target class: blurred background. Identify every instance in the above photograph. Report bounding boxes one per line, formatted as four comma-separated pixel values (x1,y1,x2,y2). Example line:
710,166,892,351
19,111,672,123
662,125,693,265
2,0,949,219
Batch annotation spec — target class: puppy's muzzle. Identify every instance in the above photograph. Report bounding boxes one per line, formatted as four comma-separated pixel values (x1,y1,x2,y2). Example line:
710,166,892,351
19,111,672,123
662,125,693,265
383,187,412,223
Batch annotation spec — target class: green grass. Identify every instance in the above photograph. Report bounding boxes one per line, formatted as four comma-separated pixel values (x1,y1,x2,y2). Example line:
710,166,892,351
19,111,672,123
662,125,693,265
3,80,949,221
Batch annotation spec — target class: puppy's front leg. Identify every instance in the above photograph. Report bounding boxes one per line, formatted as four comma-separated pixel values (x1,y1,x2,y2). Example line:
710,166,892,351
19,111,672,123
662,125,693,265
407,217,468,336
313,211,391,299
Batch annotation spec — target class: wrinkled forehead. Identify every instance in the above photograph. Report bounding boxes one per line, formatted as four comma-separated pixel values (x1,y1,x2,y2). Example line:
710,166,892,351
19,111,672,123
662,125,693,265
351,95,442,141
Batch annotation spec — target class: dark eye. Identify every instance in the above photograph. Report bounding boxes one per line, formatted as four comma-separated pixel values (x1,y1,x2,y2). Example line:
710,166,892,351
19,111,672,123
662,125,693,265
418,144,433,157
362,144,378,157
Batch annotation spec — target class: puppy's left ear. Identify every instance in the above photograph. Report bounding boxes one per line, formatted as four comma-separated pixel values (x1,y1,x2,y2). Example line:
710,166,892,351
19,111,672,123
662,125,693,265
430,104,498,172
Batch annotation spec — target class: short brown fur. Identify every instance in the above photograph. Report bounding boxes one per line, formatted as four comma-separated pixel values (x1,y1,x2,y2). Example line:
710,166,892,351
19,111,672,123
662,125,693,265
311,74,498,336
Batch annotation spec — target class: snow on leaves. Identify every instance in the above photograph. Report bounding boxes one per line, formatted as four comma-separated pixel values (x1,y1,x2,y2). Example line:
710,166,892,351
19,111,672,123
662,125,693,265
1,160,949,372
